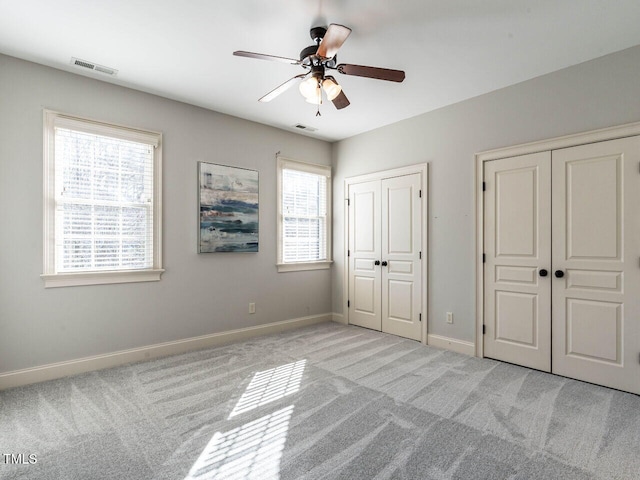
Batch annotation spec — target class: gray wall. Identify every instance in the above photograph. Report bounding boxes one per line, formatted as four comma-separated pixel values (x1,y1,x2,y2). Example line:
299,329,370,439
3,43,640,373
0,54,332,373
332,45,640,342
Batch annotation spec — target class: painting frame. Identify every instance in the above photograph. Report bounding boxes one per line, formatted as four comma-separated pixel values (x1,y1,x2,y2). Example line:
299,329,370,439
198,162,259,253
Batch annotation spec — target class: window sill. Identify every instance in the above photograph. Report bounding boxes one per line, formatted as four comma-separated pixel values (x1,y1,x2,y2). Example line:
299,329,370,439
277,261,332,273
41,269,165,288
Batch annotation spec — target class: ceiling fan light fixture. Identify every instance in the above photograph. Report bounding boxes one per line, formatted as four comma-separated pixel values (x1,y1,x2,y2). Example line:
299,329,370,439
304,84,323,105
322,77,342,100
299,76,322,103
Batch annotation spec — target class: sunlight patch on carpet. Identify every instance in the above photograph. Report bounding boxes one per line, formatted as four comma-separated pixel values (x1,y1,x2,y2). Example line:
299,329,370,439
229,360,306,418
184,405,294,480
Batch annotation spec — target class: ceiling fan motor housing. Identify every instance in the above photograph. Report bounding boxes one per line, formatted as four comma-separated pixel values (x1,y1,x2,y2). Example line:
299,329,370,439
300,45,318,62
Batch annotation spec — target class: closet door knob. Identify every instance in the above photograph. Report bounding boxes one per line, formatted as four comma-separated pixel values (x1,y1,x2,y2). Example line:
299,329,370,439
539,269,548,277
374,260,380,265
381,261,388,267
554,270,565,278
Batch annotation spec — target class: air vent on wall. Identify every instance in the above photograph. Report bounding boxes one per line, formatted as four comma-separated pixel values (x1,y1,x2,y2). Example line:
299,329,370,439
70,57,118,76
293,124,317,132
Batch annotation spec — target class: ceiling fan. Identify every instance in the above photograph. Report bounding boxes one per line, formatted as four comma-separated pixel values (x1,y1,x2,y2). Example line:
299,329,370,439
233,23,405,112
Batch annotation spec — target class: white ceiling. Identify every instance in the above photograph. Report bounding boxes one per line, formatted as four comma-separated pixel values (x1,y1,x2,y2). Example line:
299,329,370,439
2,0,640,142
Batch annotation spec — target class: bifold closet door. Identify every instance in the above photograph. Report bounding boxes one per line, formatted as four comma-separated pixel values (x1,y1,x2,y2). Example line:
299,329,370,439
551,136,640,394
483,152,552,371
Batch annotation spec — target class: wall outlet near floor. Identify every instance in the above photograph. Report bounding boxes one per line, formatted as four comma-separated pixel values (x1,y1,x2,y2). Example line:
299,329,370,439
446,312,453,324
249,302,256,314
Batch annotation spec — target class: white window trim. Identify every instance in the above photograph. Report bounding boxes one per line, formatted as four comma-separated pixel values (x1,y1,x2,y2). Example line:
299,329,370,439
276,156,332,273
275,261,333,272
41,110,164,288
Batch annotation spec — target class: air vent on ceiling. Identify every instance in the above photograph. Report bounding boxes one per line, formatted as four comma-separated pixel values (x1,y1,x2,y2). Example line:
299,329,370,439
70,57,118,76
293,124,317,132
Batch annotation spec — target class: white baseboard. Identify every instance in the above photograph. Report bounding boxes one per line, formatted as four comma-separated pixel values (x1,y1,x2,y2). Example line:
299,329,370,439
332,312,346,324
427,334,475,356
0,313,332,391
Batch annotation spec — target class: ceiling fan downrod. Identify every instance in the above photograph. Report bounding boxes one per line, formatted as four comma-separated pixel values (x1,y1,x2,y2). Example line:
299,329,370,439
309,26,327,44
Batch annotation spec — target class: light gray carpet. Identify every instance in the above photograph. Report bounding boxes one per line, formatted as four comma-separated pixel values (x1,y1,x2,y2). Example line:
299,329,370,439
1,322,639,479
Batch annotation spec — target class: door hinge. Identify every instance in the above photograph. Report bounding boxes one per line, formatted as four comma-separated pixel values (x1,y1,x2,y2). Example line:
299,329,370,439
347,198,350,206
483,253,486,263
348,250,350,257
419,313,422,322
419,251,422,259
419,189,422,198
482,181,486,191
347,300,350,308
482,324,486,335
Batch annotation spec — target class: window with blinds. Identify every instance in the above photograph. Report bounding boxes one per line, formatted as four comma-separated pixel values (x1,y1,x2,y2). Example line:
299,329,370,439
55,129,154,271
277,157,332,272
42,111,163,287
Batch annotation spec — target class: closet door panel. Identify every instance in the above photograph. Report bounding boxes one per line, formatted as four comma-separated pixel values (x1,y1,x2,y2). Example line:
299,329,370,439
552,136,640,394
483,152,552,371
348,180,382,331
381,173,422,340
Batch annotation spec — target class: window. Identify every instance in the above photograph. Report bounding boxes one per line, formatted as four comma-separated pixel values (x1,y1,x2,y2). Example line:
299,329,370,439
277,157,332,272
41,111,163,287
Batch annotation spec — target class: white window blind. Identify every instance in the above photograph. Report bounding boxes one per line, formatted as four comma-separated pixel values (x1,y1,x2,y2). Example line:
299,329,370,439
282,168,327,262
277,157,331,271
42,110,163,287
54,128,155,272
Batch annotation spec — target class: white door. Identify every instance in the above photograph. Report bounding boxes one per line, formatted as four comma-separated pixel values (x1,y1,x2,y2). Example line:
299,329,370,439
381,174,422,340
483,152,552,371
348,173,423,340
551,136,640,394
348,180,382,331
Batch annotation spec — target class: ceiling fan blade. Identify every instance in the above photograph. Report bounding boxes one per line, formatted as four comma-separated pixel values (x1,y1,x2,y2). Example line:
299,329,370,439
337,64,405,82
259,74,308,102
331,89,350,110
233,50,301,65
317,24,352,59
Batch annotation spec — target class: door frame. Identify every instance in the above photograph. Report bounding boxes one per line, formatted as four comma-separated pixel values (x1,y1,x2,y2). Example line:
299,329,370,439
475,120,640,358
344,163,429,344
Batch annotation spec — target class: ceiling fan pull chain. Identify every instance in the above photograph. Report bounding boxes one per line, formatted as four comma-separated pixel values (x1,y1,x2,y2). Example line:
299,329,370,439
316,77,322,116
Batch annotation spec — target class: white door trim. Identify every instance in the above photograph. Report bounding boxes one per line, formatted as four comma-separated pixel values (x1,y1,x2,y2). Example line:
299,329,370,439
344,163,429,344
475,120,640,358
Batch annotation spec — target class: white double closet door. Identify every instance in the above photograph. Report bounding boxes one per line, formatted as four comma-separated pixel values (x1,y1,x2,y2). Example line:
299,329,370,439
484,136,640,394
348,173,422,341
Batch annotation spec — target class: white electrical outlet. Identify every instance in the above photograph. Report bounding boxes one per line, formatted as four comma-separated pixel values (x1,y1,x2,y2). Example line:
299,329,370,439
446,312,453,324
249,303,256,314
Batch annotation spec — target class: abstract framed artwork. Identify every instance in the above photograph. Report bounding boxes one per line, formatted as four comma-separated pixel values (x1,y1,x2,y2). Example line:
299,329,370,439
198,162,259,253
